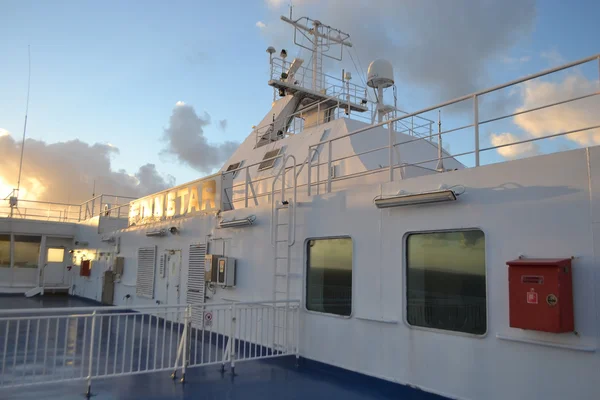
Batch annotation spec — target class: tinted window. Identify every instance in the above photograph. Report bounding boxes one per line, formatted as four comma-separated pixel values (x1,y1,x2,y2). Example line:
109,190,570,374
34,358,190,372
306,238,352,316
0,235,9,268
13,235,41,268
406,230,486,335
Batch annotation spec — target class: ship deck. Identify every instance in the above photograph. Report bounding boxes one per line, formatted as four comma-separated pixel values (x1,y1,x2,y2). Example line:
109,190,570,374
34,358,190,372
0,295,444,400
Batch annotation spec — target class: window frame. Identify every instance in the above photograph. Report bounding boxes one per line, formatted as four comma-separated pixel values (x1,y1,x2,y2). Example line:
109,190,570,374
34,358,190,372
257,148,283,171
402,228,489,338
303,236,354,319
47,247,66,263
225,160,244,179
12,234,42,269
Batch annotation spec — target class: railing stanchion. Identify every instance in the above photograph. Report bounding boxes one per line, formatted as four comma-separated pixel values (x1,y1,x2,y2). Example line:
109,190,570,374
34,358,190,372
229,303,237,375
388,124,394,182
473,95,480,167
85,311,97,398
245,167,250,208
327,141,332,193
180,306,190,383
307,147,313,197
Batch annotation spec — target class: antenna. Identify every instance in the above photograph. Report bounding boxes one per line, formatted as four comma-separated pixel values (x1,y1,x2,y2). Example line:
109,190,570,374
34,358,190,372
15,45,31,198
280,15,352,91
436,110,445,172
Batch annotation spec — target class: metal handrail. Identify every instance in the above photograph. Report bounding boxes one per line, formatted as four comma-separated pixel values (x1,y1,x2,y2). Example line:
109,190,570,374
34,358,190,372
230,53,600,208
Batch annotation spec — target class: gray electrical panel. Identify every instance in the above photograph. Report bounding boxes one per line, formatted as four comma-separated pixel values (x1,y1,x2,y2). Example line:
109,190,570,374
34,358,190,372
205,254,219,282
217,257,236,287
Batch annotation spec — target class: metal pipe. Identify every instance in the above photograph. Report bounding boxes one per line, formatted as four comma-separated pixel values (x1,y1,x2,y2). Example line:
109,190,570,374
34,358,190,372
327,141,332,193
388,124,394,182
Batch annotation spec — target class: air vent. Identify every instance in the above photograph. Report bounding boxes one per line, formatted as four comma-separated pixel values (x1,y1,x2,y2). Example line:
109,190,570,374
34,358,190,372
187,244,207,327
258,148,282,171
158,254,166,278
136,246,156,299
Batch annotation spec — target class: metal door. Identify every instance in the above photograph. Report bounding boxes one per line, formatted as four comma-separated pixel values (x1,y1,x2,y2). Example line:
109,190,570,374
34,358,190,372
44,247,67,286
166,250,182,306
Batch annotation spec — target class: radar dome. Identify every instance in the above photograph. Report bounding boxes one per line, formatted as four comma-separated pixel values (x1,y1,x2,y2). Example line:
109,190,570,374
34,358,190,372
367,59,394,88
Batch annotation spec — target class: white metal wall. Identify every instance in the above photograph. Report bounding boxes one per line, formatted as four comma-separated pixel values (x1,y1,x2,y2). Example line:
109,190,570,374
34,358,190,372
69,145,600,400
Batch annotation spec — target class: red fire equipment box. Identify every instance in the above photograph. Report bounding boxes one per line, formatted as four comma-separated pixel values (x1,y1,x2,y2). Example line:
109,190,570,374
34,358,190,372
507,258,574,333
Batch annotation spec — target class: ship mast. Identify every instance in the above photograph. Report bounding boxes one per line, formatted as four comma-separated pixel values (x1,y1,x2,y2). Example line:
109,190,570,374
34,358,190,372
280,12,353,92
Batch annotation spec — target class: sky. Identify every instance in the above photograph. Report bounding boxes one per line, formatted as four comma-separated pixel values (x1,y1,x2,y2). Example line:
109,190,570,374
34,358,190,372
1,0,599,203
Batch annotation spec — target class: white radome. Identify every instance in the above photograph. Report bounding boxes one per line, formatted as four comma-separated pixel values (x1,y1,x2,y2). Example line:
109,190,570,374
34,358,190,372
367,59,394,88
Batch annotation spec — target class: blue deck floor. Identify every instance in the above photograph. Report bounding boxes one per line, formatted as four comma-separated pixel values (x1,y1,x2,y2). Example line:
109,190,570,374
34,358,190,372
0,295,445,400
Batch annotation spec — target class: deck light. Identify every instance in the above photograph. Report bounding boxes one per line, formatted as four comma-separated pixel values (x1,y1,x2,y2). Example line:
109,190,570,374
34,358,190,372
218,215,256,229
145,229,167,237
374,189,458,209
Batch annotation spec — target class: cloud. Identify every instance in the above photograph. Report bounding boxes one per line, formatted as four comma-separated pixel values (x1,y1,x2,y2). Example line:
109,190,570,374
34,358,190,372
490,132,539,159
218,119,228,131
135,164,176,195
160,104,238,174
541,50,565,67
0,135,174,203
265,0,285,8
260,0,535,103
513,74,600,146
0,128,9,137
256,21,267,29
503,56,531,64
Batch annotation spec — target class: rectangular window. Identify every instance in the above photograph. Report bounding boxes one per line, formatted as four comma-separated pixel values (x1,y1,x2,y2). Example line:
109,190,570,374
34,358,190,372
306,237,352,316
0,235,9,268
13,235,41,268
406,230,486,335
47,248,65,263
258,148,282,171
225,161,243,178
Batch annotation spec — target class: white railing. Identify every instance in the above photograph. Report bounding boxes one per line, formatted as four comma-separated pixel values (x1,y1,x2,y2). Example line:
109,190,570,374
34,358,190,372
303,53,600,195
271,57,368,106
226,54,600,210
0,300,300,394
0,193,137,223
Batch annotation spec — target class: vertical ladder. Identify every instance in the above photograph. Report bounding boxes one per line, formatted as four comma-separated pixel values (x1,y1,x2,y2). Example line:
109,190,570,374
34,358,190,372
270,156,298,351
272,201,293,303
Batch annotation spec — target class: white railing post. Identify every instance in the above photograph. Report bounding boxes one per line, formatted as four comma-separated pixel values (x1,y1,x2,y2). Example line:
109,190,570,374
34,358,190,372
229,303,237,374
295,306,300,365
307,147,312,197
388,124,394,182
86,311,97,397
473,95,480,167
281,157,286,203
180,306,190,383
327,141,332,193
245,167,250,208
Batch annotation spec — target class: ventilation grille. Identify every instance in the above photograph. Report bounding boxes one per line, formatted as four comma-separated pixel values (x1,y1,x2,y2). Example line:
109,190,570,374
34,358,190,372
158,254,166,278
258,149,282,171
136,247,156,299
187,244,207,327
